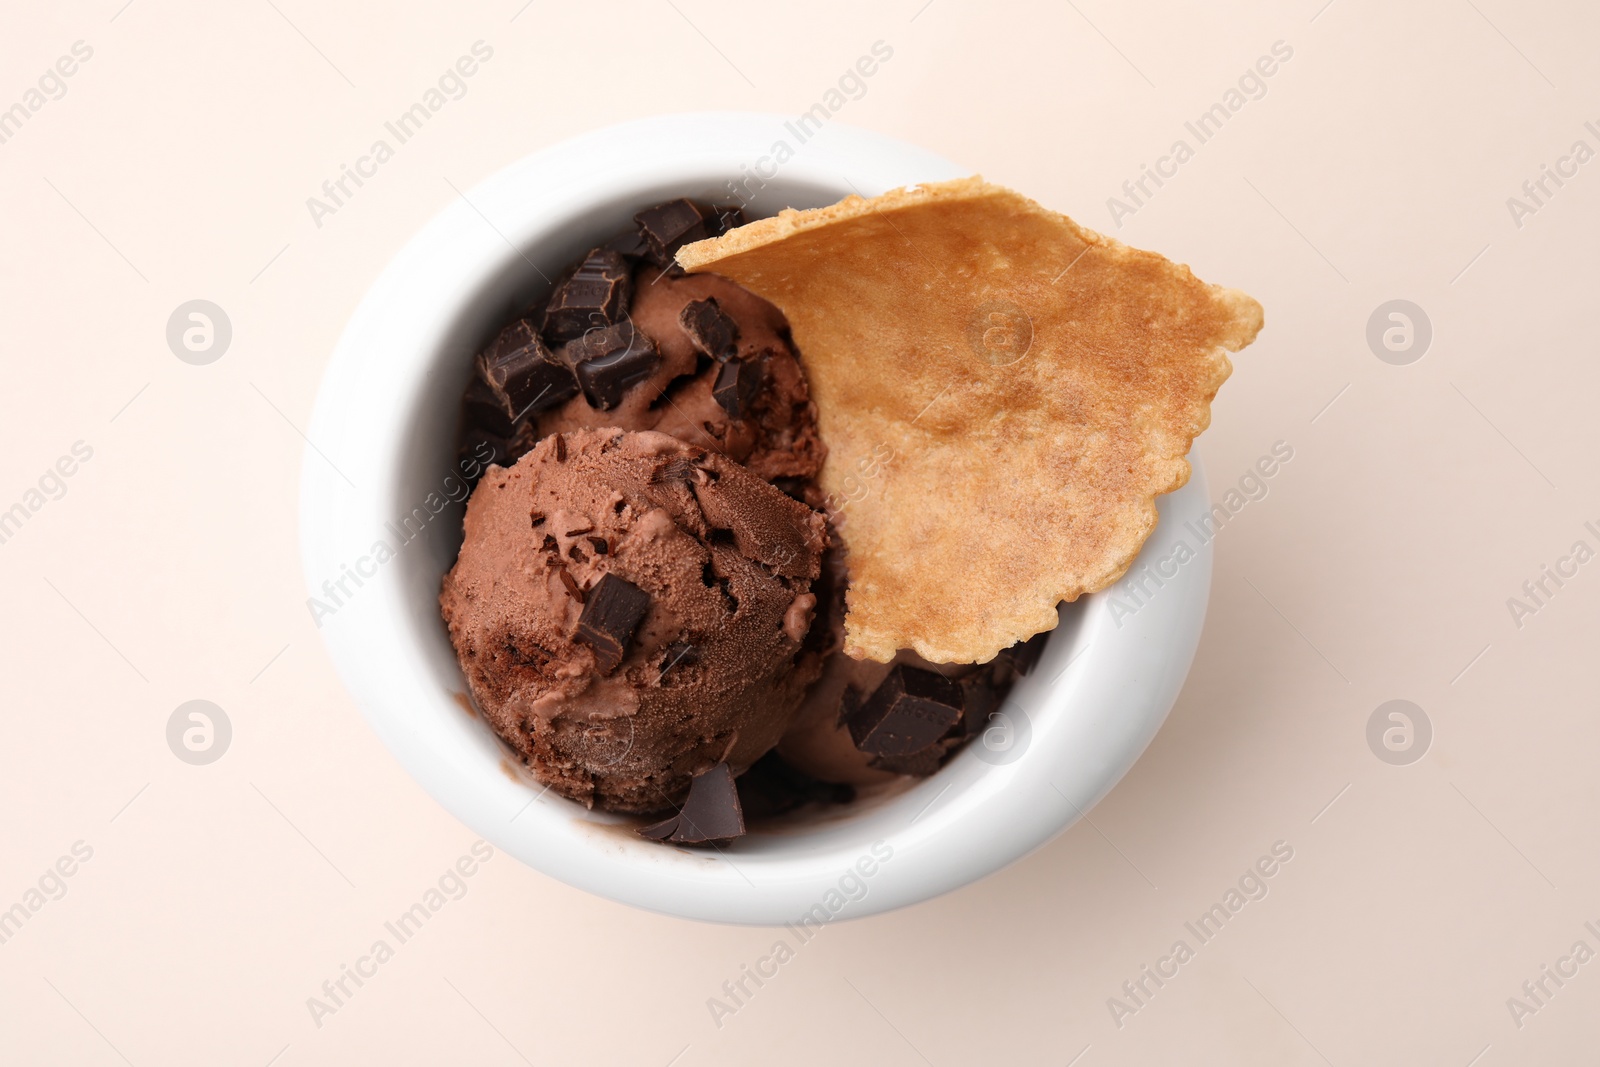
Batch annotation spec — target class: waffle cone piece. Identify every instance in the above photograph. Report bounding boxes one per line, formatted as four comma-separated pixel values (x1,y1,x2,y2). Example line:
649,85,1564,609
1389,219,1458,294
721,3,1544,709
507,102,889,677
678,177,1263,663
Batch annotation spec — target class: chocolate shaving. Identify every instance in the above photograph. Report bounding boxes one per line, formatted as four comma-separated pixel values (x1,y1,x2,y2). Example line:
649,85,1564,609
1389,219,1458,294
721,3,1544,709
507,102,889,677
557,568,585,603
588,536,610,555
638,762,744,844
847,665,965,757
575,573,651,675
552,433,566,462
530,512,545,527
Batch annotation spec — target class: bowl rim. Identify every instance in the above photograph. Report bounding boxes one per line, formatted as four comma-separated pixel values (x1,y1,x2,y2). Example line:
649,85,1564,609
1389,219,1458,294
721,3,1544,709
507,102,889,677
299,112,1213,925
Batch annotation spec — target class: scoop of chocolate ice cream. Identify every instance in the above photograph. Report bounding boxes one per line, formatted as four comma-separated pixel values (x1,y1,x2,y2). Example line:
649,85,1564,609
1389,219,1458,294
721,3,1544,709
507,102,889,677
440,428,828,813
534,266,825,483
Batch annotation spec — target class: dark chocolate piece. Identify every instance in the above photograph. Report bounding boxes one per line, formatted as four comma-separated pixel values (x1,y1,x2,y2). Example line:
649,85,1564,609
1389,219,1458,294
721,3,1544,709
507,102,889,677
639,762,745,844
476,321,578,421
870,744,947,777
680,297,741,362
634,199,710,265
1007,630,1050,676
561,322,661,411
958,665,1005,737
736,751,854,821
709,204,747,236
575,572,651,674
463,377,521,438
457,426,513,484
542,249,633,345
657,639,700,679
712,357,764,418
847,665,965,756
602,227,651,260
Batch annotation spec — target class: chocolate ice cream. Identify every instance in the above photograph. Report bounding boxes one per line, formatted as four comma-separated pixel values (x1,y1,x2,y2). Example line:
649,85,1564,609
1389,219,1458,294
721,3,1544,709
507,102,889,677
456,199,823,492
440,428,827,812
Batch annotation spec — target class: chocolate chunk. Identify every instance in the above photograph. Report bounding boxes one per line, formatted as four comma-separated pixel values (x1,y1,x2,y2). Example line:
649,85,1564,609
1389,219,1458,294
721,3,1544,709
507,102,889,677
561,322,661,410
736,751,854,821
575,572,651,674
458,426,512,484
657,639,699,679
712,357,765,418
639,762,744,844
542,249,633,345
634,199,710,265
958,665,1005,737
709,204,747,236
680,297,740,362
870,745,948,777
476,321,578,421
463,377,521,438
847,665,965,756
602,227,651,260
1007,630,1050,676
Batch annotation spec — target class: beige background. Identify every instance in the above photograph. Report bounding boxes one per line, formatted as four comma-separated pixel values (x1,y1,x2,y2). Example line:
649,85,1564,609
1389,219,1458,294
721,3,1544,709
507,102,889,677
1,0,1596,1063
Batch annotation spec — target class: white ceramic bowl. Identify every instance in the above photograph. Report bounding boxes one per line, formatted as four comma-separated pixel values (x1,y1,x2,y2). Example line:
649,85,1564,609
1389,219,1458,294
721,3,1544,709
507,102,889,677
300,113,1212,924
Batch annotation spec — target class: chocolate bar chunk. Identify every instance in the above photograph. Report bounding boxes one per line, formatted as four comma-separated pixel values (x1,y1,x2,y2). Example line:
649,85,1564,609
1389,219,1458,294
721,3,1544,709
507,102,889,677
476,321,578,422
601,227,651,260
634,199,710,264
870,744,948,777
657,639,700,679
712,357,764,418
736,751,854,821
709,204,747,236
463,377,520,438
639,762,745,844
457,426,512,485
680,297,740,362
562,322,661,411
1005,631,1050,676
575,573,651,674
542,249,633,345
847,665,964,756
